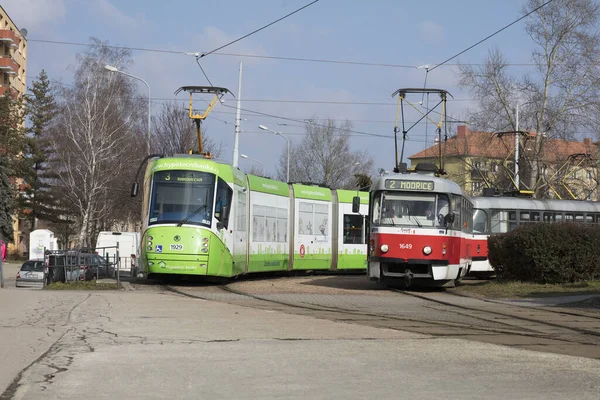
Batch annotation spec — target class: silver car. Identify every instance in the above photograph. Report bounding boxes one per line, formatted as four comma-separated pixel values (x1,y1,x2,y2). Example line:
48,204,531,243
16,259,46,288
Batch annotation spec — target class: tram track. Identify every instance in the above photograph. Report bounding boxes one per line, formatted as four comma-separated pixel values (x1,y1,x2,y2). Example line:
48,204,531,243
394,289,600,339
159,281,600,357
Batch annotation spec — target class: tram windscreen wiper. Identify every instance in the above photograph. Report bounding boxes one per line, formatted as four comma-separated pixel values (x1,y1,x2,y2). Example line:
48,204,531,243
407,207,422,228
177,204,208,227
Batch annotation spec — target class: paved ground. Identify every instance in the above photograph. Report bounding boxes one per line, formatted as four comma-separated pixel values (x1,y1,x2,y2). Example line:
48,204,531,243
2,282,600,399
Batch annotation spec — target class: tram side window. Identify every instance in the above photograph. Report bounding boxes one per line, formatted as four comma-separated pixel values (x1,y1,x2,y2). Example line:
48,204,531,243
520,211,540,224
543,212,555,222
575,214,584,223
215,178,233,229
585,214,593,223
565,213,574,221
343,214,364,244
490,211,508,233
371,193,381,225
508,211,517,231
451,195,461,229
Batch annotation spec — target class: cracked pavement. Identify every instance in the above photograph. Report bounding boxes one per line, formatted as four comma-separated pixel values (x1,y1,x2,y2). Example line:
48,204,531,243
1,288,600,399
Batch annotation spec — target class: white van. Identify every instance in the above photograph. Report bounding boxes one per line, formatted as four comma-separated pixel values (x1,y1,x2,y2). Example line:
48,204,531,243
95,232,140,276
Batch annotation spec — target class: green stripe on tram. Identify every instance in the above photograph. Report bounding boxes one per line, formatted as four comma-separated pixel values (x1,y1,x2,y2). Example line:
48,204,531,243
292,184,332,201
336,190,369,204
247,175,289,197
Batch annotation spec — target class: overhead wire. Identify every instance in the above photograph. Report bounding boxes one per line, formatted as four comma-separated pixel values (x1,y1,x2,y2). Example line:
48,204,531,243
429,0,556,72
198,0,320,59
27,39,539,69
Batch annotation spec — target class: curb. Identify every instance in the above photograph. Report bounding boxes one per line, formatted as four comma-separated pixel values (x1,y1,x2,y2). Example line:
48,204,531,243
121,281,135,291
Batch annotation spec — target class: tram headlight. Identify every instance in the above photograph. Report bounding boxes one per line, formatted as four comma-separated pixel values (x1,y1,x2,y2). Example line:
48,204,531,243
423,245,432,255
148,236,153,241
147,241,152,246
147,246,152,251
380,244,389,253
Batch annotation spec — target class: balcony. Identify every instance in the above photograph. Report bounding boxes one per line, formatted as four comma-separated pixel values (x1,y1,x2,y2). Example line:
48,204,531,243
0,57,19,75
0,84,18,98
0,30,20,48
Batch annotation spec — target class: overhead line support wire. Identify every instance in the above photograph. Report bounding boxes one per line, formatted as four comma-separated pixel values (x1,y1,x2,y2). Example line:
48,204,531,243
27,40,538,69
199,0,320,59
429,0,556,72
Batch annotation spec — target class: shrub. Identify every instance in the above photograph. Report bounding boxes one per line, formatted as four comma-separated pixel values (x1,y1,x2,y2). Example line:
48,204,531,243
488,222,600,284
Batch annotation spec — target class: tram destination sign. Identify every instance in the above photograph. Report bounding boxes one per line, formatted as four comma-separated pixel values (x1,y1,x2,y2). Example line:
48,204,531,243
384,179,435,191
155,170,214,184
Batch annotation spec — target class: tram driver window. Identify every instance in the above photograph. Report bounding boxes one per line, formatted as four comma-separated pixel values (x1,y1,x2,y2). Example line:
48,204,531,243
473,209,488,233
215,178,233,229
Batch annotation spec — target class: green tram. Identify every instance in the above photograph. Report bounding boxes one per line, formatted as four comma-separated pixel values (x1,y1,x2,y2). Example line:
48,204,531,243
139,155,368,278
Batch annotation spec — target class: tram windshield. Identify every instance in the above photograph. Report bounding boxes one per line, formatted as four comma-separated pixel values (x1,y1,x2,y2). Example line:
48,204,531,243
372,192,449,228
149,170,215,227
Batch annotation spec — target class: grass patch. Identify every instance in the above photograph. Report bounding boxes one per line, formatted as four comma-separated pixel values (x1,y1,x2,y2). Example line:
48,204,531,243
449,280,600,299
44,281,120,290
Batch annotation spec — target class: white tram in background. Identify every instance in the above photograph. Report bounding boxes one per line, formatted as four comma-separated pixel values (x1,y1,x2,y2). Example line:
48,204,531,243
471,196,600,277
367,163,473,287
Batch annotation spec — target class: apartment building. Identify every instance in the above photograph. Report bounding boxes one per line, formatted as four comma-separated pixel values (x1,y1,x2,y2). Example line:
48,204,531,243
409,125,599,200
0,5,27,98
0,6,27,257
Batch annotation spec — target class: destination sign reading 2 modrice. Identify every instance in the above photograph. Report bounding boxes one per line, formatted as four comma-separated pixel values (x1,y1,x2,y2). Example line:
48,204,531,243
385,179,435,191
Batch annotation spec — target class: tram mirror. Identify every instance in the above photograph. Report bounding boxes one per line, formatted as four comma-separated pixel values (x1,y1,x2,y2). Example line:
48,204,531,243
130,182,139,198
352,196,361,213
445,213,455,225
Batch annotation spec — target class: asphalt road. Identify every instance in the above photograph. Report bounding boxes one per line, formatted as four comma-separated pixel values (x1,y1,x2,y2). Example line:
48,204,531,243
1,278,600,399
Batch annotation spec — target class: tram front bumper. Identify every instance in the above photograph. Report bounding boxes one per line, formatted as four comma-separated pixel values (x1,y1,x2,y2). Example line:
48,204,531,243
146,255,210,275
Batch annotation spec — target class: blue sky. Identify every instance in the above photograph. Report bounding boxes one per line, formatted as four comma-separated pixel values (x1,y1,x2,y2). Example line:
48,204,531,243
5,0,537,177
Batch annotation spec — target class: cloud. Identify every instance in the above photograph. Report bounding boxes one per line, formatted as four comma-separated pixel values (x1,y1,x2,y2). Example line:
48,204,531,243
93,0,141,29
418,20,444,43
1,0,66,29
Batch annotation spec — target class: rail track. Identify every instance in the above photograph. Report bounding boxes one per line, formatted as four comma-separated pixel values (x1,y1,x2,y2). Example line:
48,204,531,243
154,278,600,359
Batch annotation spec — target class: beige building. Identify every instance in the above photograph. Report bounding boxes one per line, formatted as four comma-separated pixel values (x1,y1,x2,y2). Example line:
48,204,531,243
0,6,27,257
0,6,27,98
409,125,599,200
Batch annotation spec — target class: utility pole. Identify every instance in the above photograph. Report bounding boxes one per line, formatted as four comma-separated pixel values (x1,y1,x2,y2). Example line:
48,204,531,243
515,103,519,190
233,62,243,168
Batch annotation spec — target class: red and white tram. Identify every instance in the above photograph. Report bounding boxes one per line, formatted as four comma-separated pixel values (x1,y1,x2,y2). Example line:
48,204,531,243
366,164,473,287
470,195,600,277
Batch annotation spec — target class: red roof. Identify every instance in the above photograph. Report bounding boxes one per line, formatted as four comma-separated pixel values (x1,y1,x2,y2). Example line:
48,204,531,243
409,125,597,163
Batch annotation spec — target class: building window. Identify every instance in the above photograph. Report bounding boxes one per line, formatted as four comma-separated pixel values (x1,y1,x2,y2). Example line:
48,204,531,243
471,181,482,194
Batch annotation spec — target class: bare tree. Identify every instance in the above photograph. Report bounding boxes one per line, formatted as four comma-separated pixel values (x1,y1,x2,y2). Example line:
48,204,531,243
52,39,145,247
152,101,222,158
459,0,600,196
276,118,373,189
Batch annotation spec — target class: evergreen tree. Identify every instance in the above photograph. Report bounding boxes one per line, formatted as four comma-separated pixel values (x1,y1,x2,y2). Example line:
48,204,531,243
20,70,59,230
0,91,25,243
0,155,14,242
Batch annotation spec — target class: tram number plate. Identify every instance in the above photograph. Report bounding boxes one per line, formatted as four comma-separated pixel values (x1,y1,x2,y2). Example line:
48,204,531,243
399,244,413,250
170,244,184,251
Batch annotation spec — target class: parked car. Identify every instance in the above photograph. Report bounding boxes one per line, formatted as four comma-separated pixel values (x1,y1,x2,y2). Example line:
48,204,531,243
16,259,45,288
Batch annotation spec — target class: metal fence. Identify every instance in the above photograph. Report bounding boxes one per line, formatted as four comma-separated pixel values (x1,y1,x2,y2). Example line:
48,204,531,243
44,247,121,286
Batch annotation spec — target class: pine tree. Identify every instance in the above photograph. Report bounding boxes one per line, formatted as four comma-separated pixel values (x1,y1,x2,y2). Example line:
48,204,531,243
20,70,59,230
0,155,14,242
0,91,24,243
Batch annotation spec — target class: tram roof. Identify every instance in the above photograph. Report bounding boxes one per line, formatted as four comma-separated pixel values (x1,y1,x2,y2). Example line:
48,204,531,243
371,172,466,197
472,196,600,213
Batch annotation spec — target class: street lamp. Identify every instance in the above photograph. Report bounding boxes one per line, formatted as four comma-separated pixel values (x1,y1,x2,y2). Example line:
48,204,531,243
240,154,264,171
104,64,151,154
259,124,290,182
